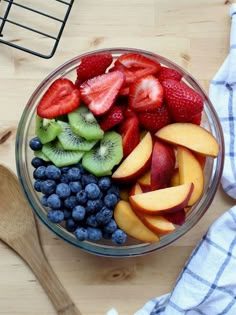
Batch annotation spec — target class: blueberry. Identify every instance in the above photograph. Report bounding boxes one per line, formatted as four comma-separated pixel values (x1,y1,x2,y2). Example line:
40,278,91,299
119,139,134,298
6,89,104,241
107,184,120,196
29,137,42,151
72,205,86,221
69,181,82,193
111,229,127,245
64,196,78,209
86,215,98,227
33,166,46,179
40,179,56,195
34,179,42,192
67,167,81,181
103,219,117,234
81,174,97,187
86,199,103,214
75,227,88,241
31,157,45,168
63,209,72,219
45,165,61,180
56,183,71,199
76,190,88,205
87,227,102,241
73,163,86,175
102,231,112,240
104,193,119,209
95,207,113,225
65,218,77,232
85,183,101,200
98,177,112,191
60,173,70,184
40,195,48,207
47,194,61,209
47,210,64,223
60,166,70,174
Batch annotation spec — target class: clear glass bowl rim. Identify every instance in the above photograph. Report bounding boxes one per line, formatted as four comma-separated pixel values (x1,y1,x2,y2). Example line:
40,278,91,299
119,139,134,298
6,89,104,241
15,47,224,257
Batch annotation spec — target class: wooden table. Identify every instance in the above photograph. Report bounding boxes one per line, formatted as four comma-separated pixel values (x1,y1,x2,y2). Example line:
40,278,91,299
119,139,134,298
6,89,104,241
0,1,235,314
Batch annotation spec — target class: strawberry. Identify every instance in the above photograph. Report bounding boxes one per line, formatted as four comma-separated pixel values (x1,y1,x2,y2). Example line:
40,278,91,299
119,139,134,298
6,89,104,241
162,79,204,122
191,112,202,125
76,53,113,82
114,53,161,85
80,71,125,116
119,116,140,157
129,75,163,112
137,103,171,133
37,78,80,119
157,66,182,83
99,105,124,131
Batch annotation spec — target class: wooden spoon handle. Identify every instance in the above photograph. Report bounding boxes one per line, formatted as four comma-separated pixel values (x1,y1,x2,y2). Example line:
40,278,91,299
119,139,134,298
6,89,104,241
16,235,82,315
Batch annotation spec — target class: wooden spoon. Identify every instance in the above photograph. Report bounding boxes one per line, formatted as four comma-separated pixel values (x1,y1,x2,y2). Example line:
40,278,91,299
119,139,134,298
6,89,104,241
0,164,82,315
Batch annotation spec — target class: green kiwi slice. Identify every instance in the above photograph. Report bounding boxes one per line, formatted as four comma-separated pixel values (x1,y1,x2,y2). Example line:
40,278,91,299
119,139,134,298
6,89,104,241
68,105,104,141
35,115,62,144
57,121,98,151
34,150,50,162
42,140,84,167
82,131,123,176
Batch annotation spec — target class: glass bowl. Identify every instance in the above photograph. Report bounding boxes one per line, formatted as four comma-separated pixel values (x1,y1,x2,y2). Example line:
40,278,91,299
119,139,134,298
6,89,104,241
15,47,224,257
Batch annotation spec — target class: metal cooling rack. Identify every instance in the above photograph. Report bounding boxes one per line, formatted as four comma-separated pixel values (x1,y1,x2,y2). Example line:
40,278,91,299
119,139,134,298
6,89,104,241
0,0,74,58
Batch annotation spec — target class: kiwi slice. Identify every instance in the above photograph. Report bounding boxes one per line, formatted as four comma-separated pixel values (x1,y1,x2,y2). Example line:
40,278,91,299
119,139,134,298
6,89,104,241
57,121,98,151
82,131,123,177
34,150,50,162
35,115,62,144
68,105,104,141
42,140,84,167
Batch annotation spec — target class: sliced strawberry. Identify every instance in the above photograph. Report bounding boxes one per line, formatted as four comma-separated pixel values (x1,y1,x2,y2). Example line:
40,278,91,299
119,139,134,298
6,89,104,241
76,53,113,82
163,209,186,226
162,79,204,122
137,103,171,133
99,105,124,131
80,71,125,116
37,78,80,119
119,116,140,157
191,112,202,125
114,53,161,85
157,66,182,83
129,75,163,112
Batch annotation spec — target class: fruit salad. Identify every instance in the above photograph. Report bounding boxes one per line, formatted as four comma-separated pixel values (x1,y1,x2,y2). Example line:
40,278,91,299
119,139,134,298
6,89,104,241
29,51,220,245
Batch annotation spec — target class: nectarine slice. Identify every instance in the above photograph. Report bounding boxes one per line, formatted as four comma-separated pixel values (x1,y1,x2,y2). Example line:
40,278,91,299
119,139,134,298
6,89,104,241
130,183,143,196
112,132,152,183
170,168,180,187
155,123,219,157
129,183,194,215
114,200,160,243
136,212,175,235
177,146,204,206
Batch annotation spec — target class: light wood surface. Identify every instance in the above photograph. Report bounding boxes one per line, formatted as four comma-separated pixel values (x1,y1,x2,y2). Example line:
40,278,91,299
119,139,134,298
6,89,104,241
0,1,235,314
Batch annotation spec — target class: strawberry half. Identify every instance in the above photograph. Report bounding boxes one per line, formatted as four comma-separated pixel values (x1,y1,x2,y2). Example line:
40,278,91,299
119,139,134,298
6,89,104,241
162,79,204,122
157,66,182,83
119,116,140,157
37,78,80,119
99,105,124,131
129,75,163,112
114,53,161,85
80,71,125,116
137,103,171,133
76,53,113,82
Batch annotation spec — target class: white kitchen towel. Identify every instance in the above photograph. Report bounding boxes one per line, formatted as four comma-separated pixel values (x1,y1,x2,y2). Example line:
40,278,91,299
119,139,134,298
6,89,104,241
209,4,236,200
134,205,236,315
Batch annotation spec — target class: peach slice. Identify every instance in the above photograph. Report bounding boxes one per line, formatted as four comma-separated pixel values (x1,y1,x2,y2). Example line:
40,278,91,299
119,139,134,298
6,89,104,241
170,168,180,187
129,183,143,196
137,170,151,189
129,182,194,215
119,188,130,201
114,200,160,243
112,132,152,183
136,212,175,235
155,123,219,157
177,146,204,206
150,140,175,190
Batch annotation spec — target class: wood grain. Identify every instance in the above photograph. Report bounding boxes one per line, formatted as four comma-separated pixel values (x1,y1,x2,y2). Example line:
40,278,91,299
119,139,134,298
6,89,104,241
0,1,235,314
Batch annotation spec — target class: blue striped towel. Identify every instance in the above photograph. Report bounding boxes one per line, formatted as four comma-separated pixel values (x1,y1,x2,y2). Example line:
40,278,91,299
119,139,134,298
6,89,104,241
107,5,236,315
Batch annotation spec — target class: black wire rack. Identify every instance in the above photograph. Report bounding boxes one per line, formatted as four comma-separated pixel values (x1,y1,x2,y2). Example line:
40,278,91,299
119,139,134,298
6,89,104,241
0,0,74,59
